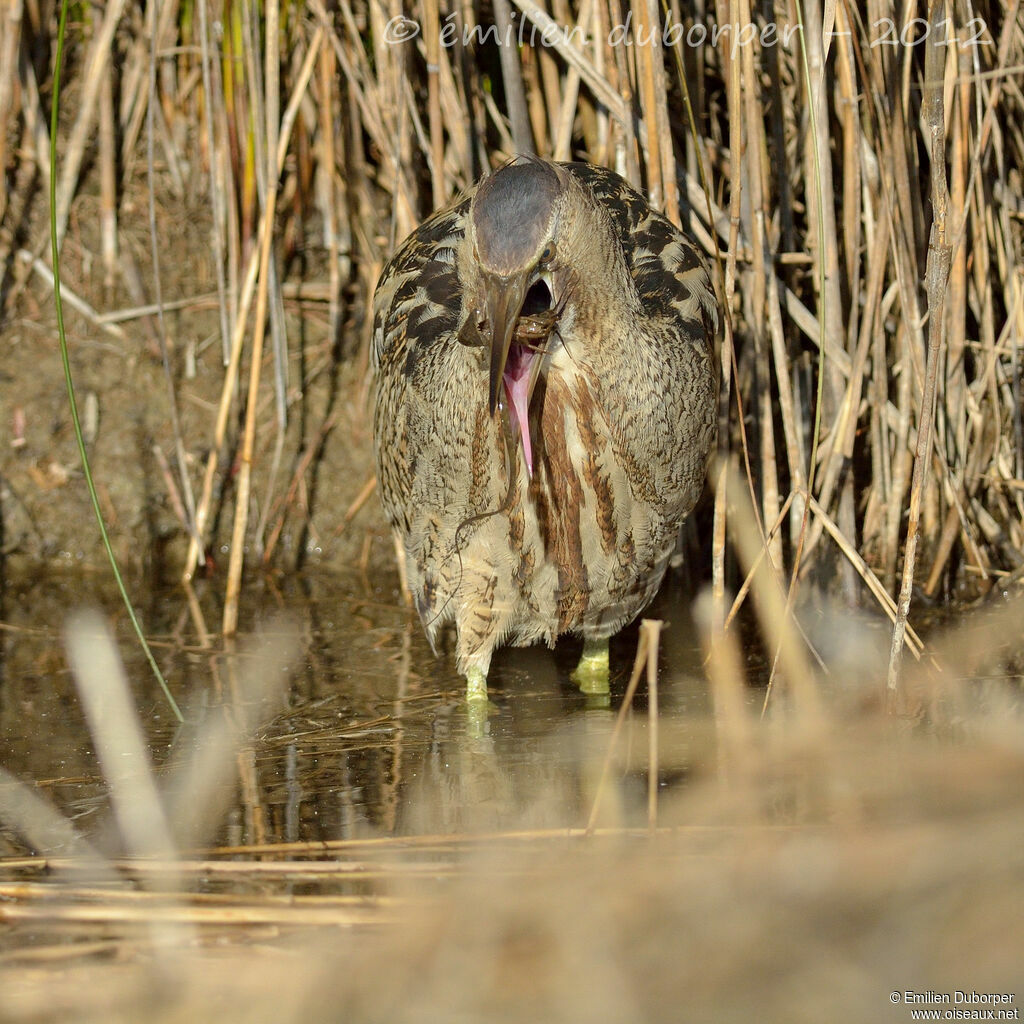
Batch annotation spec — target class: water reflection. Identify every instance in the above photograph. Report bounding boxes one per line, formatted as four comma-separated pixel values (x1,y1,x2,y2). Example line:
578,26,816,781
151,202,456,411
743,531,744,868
0,567,717,854
4,572,1023,1024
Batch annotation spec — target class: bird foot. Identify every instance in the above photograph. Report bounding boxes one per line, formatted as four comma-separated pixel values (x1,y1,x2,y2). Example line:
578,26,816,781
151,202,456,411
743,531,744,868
571,639,610,695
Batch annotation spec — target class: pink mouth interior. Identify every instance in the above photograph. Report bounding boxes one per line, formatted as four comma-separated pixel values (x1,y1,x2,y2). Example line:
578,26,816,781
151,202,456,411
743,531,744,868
502,343,537,476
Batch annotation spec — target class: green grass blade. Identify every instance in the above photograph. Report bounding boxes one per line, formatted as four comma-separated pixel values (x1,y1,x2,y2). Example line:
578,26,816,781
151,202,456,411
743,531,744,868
49,0,184,724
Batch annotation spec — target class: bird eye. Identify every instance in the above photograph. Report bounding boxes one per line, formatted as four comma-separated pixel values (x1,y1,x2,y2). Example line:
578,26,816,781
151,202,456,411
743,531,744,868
540,244,555,265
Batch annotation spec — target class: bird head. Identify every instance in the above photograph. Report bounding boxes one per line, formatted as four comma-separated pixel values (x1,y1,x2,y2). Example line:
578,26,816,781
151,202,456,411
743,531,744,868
465,158,569,474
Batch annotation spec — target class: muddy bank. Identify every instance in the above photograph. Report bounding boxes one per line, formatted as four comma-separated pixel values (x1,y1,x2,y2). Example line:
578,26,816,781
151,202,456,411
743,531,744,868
1,175,383,580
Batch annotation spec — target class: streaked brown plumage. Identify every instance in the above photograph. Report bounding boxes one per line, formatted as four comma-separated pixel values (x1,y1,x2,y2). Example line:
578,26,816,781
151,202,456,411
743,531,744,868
372,159,718,699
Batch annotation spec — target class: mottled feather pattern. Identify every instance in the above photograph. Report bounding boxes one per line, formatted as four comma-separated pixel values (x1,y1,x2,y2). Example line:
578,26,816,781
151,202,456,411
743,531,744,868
567,162,719,337
372,161,718,681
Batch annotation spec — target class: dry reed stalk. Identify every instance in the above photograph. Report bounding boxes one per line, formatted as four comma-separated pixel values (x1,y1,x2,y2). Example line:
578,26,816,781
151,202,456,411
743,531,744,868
711,461,729,625
146,5,201,554
206,824,813,862
693,590,755,786
604,1,640,180
804,7,864,557
584,622,655,833
314,39,341,349
262,405,340,562
332,475,378,535
793,0,853,616
536,7,563,155
96,291,220,323
511,0,629,124
710,0,744,626
188,10,320,590
0,881,407,911
808,494,924,655
236,0,285,555
715,463,822,721
253,24,326,550
183,234,262,582
722,490,832,653
495,0,536,153
15,249,125,338
435,22,475,187
738,0,783,570
98,61,118,289
151,442,192,539
0,0,21,225
945,13,970,493
2,857,459,877
422,0,446,205
197,0,235,362
632,0,663,209
0,767,106,868
645,619,661,829
13,30,51,201
117,11,149,161
54,0,127,248
181,577,212,649
551,0,591,159
63,613,178,863
0,896,395,928
887,1,954,707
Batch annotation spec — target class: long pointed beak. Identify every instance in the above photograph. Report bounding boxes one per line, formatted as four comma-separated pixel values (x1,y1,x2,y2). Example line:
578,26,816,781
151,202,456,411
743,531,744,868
485,271,530,416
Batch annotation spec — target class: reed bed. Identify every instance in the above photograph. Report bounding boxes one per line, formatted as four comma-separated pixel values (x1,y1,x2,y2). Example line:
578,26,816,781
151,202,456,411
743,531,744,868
1,4,1022,671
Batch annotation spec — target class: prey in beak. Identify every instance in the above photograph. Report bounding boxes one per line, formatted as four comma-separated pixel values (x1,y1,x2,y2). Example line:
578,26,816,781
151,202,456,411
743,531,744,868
467,160,566,477
481,268,556,476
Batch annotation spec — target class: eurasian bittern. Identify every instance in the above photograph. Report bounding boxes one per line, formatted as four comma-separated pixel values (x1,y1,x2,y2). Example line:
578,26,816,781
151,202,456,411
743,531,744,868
372,158,718,700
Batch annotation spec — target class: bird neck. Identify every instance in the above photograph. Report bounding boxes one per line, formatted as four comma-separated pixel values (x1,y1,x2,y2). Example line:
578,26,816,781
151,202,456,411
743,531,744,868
558,227,640,337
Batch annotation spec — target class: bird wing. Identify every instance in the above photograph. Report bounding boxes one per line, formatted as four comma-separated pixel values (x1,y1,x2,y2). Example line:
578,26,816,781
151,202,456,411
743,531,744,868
371,196,471,531
564,162,718,341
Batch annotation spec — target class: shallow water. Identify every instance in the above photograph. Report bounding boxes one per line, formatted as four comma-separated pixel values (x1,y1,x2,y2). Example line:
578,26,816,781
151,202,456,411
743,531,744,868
0,567,725,853
3,571,1023,1024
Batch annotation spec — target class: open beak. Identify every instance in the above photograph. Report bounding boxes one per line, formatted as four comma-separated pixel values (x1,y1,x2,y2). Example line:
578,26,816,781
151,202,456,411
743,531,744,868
482,268,549,476
485,270,530,417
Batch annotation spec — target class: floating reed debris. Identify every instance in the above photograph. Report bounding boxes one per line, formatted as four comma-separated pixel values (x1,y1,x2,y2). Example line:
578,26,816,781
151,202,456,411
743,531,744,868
1,593,1022,1021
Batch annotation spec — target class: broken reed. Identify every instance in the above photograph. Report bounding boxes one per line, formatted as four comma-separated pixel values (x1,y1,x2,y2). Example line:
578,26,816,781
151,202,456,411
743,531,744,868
2,1,1022,627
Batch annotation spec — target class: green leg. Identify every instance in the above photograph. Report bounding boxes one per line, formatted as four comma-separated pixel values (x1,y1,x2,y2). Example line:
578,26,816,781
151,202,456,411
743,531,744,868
465,665,489,703
464,666,493,737
571,638,610,695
